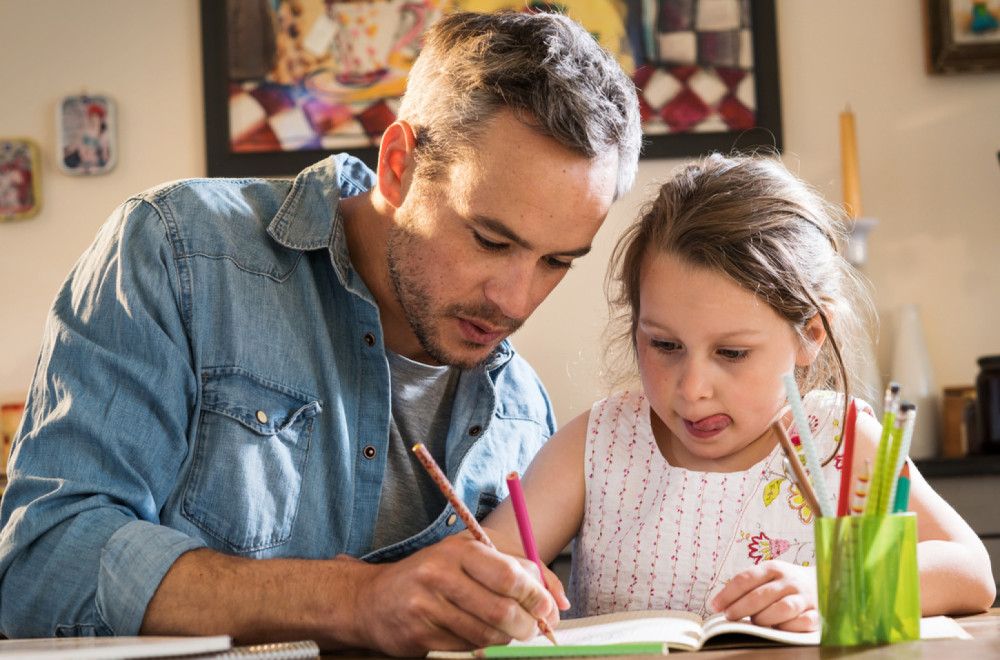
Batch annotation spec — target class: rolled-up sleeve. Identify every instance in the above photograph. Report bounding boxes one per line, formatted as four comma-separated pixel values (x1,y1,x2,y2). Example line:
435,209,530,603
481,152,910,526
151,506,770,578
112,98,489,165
0,196,201,636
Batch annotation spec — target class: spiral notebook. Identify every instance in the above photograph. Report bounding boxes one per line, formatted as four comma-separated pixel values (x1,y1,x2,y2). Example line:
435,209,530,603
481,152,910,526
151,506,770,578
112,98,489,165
0,636,319,659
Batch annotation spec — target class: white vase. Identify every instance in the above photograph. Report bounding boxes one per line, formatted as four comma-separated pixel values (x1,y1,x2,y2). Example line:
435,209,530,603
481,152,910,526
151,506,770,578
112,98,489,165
890,303,939,459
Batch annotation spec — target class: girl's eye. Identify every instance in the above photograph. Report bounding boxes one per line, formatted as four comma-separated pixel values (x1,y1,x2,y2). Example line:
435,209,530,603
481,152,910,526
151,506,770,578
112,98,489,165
718,348,750,361
650,339,680,352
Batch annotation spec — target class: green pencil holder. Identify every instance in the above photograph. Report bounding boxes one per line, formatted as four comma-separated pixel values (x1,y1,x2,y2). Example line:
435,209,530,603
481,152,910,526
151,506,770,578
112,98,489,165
815,513,921,646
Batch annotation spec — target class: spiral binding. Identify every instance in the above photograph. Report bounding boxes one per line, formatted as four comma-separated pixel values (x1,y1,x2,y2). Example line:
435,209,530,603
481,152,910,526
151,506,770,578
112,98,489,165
158,639,320,660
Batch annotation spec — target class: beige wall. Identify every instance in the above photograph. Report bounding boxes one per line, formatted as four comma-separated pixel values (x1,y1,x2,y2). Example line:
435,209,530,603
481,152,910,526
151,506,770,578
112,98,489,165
2,2,999,445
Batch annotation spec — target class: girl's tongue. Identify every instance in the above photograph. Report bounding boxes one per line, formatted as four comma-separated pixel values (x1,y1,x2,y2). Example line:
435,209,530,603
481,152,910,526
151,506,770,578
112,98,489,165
690,414,731,434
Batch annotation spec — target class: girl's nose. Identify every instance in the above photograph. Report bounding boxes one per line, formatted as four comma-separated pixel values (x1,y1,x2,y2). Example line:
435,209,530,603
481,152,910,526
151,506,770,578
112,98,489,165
678,361,713,402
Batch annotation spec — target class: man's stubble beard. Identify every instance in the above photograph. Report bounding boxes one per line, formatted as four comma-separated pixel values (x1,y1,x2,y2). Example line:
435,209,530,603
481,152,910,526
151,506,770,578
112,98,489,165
386,223,523,370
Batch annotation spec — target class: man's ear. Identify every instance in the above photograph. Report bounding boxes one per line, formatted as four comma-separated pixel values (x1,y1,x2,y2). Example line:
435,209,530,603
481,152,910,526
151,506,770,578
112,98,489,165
795,313,828,366
377,120,418,210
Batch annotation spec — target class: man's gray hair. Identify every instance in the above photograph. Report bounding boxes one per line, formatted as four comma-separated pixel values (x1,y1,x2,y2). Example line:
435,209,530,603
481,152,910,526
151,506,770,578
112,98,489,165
397,10,642,199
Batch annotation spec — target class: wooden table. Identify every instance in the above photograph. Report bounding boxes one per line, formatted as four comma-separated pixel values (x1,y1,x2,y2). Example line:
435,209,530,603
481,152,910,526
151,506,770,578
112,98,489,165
327,609,1000,659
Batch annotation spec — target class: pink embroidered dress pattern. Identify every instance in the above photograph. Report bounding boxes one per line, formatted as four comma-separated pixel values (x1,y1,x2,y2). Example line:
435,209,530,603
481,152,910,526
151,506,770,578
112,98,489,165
567,389,871,618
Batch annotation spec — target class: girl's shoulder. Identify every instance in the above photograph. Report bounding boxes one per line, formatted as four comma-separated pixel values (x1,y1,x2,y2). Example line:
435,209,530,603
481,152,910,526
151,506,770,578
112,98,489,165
586,390,650,438
803,389,876,417
800,389,878,458
588,389,646,420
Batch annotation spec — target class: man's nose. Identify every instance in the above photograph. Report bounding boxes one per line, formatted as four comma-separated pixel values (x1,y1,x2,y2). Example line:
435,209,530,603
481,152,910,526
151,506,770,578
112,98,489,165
483,261,538,322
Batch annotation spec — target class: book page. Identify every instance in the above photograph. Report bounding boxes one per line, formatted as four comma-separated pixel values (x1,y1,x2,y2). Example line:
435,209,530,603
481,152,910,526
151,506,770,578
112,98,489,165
699,613,969,647
700,613,819,647
919,616,972,640
507,610,706,651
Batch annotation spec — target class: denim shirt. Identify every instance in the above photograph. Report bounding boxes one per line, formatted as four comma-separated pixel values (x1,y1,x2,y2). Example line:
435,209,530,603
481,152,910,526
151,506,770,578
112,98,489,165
0,154,557,638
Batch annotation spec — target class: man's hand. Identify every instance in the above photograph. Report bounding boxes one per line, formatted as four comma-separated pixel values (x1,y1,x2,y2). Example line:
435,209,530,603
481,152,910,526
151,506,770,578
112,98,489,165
348,534,562,656
709,561,818,632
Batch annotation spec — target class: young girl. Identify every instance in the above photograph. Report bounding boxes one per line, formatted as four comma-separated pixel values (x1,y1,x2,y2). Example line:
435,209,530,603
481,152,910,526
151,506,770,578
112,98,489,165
483,153,995,632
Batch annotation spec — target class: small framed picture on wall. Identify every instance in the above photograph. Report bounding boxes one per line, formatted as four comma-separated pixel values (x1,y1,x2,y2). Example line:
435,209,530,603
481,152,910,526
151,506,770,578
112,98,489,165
0,138,42,222
57,93,118,175
925,0,1000,73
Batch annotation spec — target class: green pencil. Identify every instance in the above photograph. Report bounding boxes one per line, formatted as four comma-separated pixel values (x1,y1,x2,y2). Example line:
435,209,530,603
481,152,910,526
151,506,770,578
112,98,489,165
892,462,912,513
477,643,669,658
866,382,900,515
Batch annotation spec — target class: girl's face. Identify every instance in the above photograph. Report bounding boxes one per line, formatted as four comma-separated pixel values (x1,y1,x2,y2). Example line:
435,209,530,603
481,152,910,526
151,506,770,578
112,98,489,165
636,252,821,472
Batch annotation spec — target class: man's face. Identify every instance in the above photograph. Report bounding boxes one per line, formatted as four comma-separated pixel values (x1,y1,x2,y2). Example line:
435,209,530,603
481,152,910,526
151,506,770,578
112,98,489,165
386,113,619,369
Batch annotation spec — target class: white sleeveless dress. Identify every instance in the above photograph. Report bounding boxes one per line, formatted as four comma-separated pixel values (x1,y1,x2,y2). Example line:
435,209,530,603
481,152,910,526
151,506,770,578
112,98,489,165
567,389,871,618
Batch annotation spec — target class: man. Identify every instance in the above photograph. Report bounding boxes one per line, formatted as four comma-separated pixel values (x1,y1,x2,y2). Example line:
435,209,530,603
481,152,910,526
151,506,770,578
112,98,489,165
0,10,641,655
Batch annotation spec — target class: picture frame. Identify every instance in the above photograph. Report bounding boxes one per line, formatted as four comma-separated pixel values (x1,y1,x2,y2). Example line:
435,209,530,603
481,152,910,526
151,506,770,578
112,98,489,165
200,0,782,177
0,138,42,222
57,93,118,176
925,0,1000,73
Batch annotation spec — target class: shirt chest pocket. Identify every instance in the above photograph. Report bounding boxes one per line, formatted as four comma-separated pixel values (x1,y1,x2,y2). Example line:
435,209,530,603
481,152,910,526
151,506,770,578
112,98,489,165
182,370,322,553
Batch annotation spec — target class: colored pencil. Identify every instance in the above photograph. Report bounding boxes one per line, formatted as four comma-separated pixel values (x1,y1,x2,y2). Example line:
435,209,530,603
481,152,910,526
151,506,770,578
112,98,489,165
412,444,558,645
506,472,548,589
866,383,900,516
774,421,823,518
837,399,858,517
888,403,917,510
781,374,834,517
892,462,912,513
852,458,872,515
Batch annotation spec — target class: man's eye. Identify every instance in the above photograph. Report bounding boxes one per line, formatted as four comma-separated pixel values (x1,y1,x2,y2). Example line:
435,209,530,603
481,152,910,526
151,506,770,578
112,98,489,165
474,233,506,251
545,257,574,270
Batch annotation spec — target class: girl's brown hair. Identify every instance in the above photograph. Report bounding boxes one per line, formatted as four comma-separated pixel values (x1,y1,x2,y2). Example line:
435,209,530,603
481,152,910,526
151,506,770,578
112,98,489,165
606,153,878,453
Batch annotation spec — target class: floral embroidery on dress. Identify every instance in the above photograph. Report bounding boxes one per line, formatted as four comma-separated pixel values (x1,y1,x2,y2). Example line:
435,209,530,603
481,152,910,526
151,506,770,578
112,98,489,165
763,477,784,507
747,532,790,564
787,484,814,524
738,526,813,567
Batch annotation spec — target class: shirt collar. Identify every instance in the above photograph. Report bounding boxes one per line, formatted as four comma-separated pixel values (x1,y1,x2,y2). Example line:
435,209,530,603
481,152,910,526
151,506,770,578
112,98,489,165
266,154,375,253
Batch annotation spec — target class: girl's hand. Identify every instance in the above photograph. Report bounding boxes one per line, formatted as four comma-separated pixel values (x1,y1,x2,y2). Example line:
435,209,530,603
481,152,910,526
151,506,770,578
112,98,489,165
709,561,818,632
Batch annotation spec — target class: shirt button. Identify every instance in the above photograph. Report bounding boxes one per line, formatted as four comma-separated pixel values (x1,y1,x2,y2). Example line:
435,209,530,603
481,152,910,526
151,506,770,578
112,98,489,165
468,425,482,436
256,410,268,424
363,445,376,459
363,333,376,347
446,513,458,526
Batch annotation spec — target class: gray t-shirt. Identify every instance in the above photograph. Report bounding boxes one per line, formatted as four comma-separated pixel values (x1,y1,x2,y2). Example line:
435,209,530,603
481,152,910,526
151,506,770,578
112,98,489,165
372,349,460,549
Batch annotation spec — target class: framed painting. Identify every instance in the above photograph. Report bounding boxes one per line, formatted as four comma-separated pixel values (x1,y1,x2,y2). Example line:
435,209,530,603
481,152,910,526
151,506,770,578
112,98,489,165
200,0,782,177
57,93,118,176
0,138,42,222
925,0,1000,73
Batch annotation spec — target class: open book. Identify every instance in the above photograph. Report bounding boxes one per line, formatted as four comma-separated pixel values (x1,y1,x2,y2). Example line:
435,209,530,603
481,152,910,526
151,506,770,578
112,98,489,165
428,610,970,657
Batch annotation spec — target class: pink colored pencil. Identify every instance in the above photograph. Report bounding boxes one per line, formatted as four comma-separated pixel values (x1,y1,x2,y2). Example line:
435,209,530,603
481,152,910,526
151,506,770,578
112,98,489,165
837,399,858,517
505,472,547,589
412,444,557,645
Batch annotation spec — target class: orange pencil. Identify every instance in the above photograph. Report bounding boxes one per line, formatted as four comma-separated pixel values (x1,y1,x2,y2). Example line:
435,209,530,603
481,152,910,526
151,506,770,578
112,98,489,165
412,444,558,645
852,459,872,515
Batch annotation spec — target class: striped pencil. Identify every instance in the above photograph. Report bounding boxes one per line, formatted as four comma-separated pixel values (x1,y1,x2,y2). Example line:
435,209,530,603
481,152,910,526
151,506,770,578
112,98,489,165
413,444,558,645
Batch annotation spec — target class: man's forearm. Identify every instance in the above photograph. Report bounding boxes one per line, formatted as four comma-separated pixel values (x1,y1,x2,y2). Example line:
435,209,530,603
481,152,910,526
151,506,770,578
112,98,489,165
142,534,562,656
140,548,371,650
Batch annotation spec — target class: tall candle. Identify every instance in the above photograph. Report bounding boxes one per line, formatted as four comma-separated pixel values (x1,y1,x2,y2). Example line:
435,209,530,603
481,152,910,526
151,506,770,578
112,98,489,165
840,108,862,218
